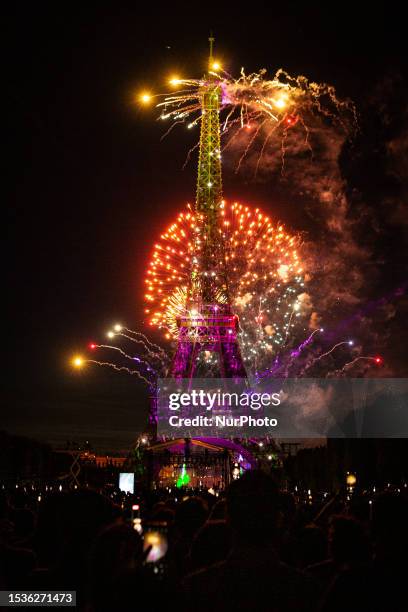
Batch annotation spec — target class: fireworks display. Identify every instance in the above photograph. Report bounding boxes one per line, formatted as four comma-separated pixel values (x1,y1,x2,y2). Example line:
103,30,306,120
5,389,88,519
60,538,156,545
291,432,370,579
72,317,382,385
71,60,383,387
144,200,302,339
152,66,356,175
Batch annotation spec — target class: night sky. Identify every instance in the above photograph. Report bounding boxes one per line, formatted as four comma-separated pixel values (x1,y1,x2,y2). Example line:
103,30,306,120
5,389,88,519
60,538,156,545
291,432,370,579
5,3,407,450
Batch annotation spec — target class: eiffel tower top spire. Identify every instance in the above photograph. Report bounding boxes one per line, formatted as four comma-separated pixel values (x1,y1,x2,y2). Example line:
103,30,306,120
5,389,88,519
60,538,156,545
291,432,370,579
208,32,215,66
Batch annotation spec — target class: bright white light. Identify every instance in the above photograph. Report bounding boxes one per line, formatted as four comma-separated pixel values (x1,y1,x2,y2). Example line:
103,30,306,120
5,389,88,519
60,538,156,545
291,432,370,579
140,93,152,104
273,96,287,109
72,356,84,368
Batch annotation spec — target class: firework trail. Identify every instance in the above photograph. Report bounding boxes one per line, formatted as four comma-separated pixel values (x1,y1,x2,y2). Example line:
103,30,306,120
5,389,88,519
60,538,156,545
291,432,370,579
93,344,158,376
311,341,354,364
85,359,153,387
120,328,168,358
290,328,323,358
114,333,166,364
332,356,382,377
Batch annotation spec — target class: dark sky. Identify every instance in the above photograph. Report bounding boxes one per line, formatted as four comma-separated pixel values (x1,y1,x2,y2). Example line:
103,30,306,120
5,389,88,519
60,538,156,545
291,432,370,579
5,3,407,450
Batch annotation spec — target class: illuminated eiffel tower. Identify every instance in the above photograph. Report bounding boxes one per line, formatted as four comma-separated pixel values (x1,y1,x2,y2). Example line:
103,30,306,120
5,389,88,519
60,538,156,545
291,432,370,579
172,37,247,380
146,43,277,482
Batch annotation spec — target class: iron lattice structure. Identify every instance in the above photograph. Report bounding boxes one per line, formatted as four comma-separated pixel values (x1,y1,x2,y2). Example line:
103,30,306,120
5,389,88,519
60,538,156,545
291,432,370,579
172,41,247,379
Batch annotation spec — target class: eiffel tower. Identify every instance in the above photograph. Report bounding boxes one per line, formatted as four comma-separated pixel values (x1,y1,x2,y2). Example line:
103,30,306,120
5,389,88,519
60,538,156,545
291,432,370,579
172,37,247,380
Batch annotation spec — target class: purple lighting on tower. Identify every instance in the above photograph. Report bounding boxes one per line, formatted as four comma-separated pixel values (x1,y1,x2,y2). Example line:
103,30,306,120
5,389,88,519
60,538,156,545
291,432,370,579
172,304,246,378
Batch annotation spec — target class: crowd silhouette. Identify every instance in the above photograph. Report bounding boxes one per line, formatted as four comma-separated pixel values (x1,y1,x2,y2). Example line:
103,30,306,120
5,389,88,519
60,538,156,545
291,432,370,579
1,472,407,611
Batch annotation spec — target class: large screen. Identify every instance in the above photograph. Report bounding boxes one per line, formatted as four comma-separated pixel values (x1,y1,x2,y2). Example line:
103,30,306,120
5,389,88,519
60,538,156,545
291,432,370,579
118,472,135,494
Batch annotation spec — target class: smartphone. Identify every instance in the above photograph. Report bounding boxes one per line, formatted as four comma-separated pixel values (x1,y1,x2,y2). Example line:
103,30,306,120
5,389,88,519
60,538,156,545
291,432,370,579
142,521,169,578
